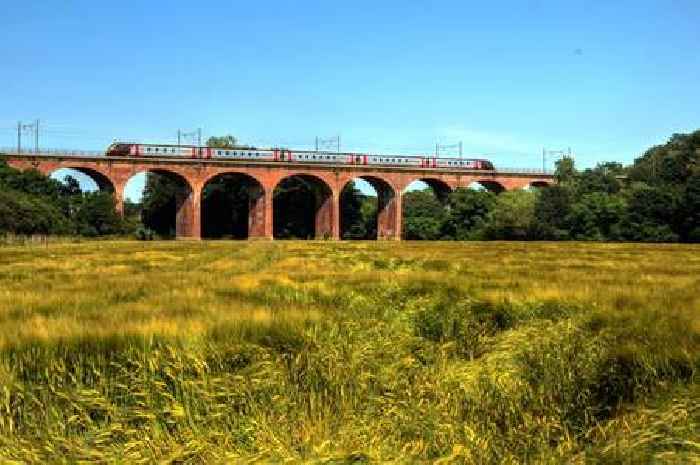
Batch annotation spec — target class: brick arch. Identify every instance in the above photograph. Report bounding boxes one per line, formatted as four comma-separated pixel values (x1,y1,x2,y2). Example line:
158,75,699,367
200,171,267,239
127,167,199,239
200,170,266,192
529,180,552,189
49,166,116,192
401,177,454,202
472,179,506,193
272,173,338,239
339,174,400,240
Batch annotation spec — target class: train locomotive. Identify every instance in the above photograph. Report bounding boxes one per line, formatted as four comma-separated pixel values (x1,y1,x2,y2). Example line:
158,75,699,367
105,142,495,170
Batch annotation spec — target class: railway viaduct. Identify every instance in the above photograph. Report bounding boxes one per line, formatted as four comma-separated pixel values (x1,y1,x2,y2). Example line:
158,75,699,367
1,153,554,240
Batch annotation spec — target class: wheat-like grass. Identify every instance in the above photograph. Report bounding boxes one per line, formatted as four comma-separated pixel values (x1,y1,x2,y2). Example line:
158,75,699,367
0,240,697,463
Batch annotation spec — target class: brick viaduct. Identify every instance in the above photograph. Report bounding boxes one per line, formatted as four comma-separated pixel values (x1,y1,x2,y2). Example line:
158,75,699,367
2,153,554,240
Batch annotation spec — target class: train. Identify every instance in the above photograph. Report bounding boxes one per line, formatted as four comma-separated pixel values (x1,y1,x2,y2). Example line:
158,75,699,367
105,142,495,170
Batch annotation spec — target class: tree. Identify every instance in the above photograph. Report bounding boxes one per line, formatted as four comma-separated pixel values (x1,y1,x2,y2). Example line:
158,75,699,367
619,184,680,242
0,160,121,237
680,173,700,242
206,135,238,148
554,156,577,185
141,173,180,237
340,182,368,239
480,190,538,240
577,163,621,195
534,185,573,239
201,174,252,239
566,192,626,240
74,192,123,236
0,189,72,235
441,188,495,240
402,190,447,240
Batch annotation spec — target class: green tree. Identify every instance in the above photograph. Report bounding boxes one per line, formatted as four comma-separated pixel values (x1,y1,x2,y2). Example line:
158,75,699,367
554,156,577,185
0,189,72,235
141,173,180,237
402,190,447,240
565,192,626,240
480,190,538,240
201,174,252,239
577,163,622,195
74,192,124,236
534,185,573,239
340,182,368,239
206,135,238,148
680,173,700,242
619,184,680,242
441,188,495,240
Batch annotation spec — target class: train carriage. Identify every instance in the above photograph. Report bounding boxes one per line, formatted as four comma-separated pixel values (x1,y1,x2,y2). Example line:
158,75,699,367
105,142,495,172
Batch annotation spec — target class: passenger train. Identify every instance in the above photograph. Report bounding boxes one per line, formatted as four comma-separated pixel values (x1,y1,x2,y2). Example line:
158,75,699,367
105,142,495,170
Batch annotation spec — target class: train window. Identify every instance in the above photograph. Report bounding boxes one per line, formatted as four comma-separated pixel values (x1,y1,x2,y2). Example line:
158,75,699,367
146,147,151,152
155,148,159,152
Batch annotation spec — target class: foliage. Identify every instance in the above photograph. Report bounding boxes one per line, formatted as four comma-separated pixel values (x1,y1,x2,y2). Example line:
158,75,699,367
340,182,371,239
533,185,572,239
5,127,700,243
0,241,696,462
402,190,447,239
73,192,124,236
479,190,539,240
201,174,253,239
441,188,495,240
0,161,125,237
141,172,180,238
206,134,238,148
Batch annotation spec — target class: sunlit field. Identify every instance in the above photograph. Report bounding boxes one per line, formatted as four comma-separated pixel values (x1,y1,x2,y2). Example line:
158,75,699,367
0,241,697,463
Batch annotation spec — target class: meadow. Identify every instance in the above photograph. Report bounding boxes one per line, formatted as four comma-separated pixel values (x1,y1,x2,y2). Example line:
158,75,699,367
0,240,697,463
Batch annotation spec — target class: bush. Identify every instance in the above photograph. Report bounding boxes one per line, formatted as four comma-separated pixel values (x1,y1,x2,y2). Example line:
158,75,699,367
135,227,155,241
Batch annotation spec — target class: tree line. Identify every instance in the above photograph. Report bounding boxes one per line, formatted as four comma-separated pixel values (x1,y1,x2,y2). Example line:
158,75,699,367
398,130,700,242
0,162,131,237
1,129,698,242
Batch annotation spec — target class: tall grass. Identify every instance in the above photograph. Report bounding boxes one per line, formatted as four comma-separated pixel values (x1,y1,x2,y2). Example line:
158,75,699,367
0,241,697,462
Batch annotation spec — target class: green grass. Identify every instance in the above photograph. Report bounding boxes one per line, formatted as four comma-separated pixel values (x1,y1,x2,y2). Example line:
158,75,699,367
0,241,697,463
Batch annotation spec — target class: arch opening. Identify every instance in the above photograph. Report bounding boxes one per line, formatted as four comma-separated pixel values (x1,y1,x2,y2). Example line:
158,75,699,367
472,180,505,194
529,181,551,189
401,178,452,240
50,167,115,193
340,176,397,240
273,174,333,240
201,173,265,239
134,169,195,239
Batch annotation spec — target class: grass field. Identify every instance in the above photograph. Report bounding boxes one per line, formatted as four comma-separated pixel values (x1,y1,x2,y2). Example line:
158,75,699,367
0,241,698,463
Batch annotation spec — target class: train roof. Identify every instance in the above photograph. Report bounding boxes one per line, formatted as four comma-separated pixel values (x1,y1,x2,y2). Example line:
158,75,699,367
109,141,492,161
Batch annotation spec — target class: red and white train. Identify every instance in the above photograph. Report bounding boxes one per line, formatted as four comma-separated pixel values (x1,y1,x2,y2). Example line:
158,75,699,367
106,142,495,170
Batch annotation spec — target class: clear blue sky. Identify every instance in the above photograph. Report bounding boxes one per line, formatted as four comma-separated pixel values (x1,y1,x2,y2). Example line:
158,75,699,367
1,1,698,199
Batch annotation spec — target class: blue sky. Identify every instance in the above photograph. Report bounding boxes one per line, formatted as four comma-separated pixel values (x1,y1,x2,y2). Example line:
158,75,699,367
1,1,698,199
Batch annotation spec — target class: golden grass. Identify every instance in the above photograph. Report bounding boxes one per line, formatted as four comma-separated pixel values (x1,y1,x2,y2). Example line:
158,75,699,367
0,240,697,463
